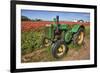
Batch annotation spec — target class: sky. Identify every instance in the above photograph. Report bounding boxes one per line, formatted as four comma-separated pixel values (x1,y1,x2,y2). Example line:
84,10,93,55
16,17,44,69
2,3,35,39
21,10,90,22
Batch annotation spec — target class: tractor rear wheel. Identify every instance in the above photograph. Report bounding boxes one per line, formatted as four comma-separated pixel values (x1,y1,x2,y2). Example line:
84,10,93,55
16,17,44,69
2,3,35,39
51,40,68,58
73,27,85,45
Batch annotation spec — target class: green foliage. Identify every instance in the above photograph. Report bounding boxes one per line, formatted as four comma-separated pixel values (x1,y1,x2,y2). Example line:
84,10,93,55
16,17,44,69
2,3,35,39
21,16,31,21
21,16,43,21
85,26,90,39
68,43,81,51
21,28,45,55
31,19,43,22
34,18,43,21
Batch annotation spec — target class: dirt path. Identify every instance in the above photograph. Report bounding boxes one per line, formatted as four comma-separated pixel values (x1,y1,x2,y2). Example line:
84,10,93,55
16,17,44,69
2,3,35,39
22,38,90,63
62,39,90,61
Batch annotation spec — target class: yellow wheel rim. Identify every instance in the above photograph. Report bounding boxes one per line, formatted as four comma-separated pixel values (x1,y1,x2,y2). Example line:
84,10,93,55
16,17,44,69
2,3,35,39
44,38,50,47
57,44,66,56
78,32,84,44
45,39,49,43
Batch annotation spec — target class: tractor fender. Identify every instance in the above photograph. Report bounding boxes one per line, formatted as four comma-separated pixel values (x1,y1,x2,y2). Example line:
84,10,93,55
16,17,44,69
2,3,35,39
64,31,73,43
71,24,85,33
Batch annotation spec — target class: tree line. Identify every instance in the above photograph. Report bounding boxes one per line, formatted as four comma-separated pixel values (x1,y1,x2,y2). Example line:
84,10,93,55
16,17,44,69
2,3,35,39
21,16,43,21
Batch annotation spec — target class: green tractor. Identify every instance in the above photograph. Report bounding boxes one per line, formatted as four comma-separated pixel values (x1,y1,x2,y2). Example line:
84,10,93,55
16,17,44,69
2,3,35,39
42,16,85,58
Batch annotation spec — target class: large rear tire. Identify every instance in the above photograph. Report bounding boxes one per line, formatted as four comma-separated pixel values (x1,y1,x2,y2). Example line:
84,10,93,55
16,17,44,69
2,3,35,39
73,27,85,45
51,40,68,58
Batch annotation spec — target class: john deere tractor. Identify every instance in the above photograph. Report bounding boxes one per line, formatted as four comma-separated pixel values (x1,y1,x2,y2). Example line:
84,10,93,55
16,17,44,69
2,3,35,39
43,16,85,58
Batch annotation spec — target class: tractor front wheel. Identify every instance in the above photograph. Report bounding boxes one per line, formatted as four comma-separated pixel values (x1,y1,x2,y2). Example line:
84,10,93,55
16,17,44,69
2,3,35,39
43,38,51,47
51,40,68,58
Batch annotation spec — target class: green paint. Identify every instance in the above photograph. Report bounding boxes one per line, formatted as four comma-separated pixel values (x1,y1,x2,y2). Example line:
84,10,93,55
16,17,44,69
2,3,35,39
71,24,80,33
60,24,69,30
64,31,73,43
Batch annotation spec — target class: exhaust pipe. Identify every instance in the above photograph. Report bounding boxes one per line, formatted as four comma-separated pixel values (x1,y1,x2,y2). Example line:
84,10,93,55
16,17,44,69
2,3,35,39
56,16,59,25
